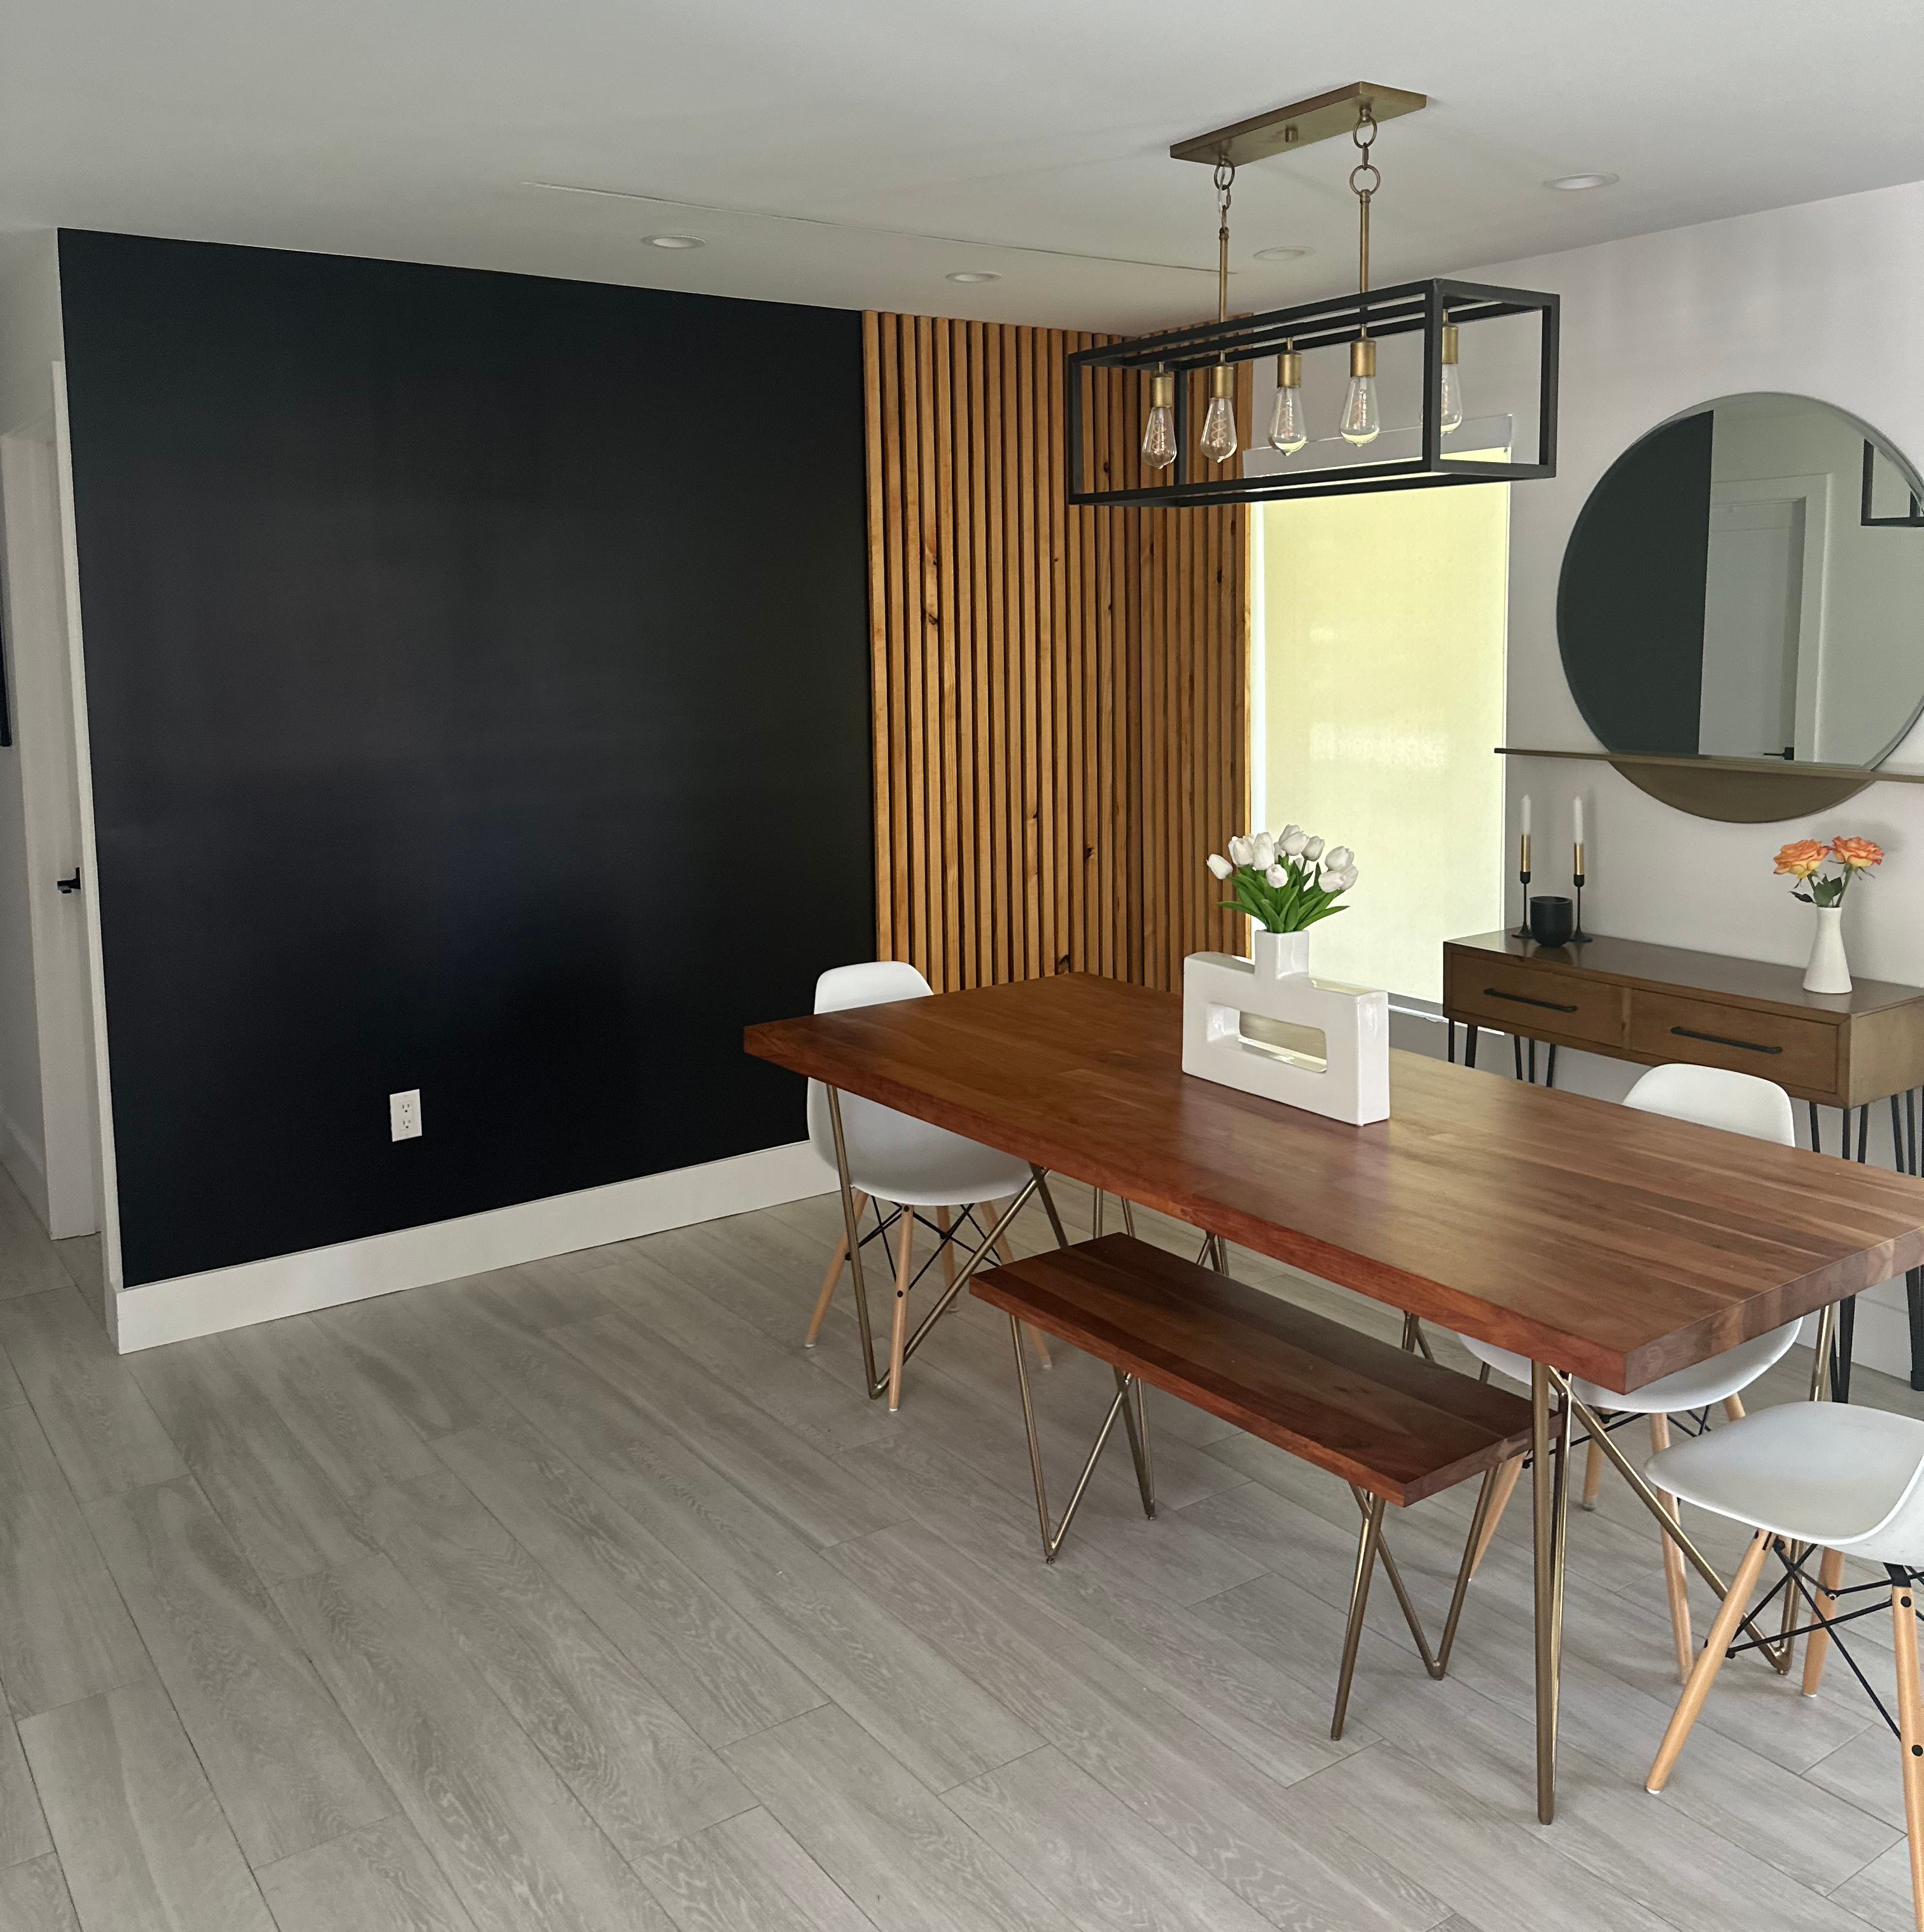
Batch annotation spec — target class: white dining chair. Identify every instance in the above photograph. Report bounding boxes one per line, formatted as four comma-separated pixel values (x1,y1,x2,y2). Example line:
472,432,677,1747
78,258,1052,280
803,962,1044,1409
1444,1063,1805,1679
1641,1401,1924,1930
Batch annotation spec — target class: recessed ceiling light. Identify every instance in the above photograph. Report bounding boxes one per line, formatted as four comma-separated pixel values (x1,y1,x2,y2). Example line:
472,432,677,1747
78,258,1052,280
1254,245,1313,262
945,270,1000,284
1544,173,1618,192
645,234,705,249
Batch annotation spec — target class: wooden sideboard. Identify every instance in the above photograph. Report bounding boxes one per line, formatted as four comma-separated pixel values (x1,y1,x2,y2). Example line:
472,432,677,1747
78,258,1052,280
1443,930,1924,1112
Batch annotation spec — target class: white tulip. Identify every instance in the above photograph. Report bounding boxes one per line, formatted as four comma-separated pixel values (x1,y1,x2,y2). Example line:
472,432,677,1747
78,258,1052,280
1302,836,1325,863
1331,864,1358,892
1265,863,1288,888
1206,853,1234,879
1323,846,1353,872
1227,834,1254,868
1251,831,1277,869
1279,823,1302,841
1280,830,1308,857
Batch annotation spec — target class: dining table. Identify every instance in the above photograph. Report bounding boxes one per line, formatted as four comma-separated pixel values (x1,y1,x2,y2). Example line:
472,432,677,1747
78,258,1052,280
744,970,1924,1822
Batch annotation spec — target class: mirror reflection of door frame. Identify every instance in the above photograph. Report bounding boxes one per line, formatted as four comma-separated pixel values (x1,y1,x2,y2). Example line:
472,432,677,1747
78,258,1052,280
1704,470,1829,761
0,363,118,1329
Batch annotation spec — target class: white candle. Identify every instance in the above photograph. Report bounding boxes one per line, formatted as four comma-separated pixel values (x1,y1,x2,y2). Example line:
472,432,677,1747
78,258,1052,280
1573,797,1584,845
1521,795,1532,837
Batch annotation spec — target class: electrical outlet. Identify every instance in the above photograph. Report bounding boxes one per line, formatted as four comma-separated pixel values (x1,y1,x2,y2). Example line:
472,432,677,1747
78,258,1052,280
389,1089,422,1142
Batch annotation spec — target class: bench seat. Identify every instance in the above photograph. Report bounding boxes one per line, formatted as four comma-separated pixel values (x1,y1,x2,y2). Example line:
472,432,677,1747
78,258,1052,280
972,1232,1533,1505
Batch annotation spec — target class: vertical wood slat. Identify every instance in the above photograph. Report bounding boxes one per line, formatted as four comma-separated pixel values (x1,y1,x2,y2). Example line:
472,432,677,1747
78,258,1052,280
863,312,1247,994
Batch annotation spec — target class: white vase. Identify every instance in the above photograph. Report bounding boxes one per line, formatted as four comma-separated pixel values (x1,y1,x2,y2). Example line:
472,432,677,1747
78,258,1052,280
1252,928,1311,981
1803,905,1852,995
1181,926,1390,1126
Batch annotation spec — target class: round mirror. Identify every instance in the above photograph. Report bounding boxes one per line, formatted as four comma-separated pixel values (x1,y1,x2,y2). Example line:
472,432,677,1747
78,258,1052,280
1558,393,1924,816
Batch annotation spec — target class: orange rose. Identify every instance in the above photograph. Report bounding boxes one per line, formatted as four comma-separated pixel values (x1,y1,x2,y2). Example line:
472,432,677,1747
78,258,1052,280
1832,836,1885,870
1773,838,1828,879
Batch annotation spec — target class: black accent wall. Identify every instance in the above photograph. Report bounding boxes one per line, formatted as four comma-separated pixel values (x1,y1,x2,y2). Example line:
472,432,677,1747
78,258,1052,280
58,230,872,1287
1557,409,1714,755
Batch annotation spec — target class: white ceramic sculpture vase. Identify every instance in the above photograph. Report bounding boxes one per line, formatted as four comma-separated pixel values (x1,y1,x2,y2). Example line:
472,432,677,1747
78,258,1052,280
1803,904,1852,995
1182,927,1390,1126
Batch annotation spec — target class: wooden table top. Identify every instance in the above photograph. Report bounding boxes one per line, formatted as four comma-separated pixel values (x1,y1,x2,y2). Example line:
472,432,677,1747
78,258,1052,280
744,972,1924,1392
1448,930,1924,1020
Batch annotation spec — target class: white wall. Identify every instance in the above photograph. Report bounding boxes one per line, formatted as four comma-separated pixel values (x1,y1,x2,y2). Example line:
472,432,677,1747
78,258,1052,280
1467,178,1924,1375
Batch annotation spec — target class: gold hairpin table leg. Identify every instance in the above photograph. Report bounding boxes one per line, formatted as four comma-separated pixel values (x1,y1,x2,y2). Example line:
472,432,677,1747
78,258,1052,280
1009,1316,1146,1562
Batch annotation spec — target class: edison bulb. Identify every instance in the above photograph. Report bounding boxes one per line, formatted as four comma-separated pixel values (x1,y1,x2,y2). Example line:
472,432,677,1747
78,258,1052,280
1141,403,1177,470
1438,360,1463,435
1439,320,1464,435
1200,395,1238,463
1267,347,1305,454
1200,363,1238,463
1141,368,1177,471
1267,384,1306,454
1341,338,1380,446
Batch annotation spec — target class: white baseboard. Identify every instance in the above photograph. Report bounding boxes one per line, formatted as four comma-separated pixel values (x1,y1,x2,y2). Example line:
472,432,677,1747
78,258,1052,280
111,1139,837,1354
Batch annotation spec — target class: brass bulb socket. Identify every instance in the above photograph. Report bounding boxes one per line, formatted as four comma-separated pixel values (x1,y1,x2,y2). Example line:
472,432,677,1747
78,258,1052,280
1442,321,1460,367
1209,363,1235,400
1349,337,1377,379
1149,370,1176,409
1276,349,1302,390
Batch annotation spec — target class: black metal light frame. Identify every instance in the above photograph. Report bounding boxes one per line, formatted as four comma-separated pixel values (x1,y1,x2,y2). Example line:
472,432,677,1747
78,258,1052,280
1066,276,1559,507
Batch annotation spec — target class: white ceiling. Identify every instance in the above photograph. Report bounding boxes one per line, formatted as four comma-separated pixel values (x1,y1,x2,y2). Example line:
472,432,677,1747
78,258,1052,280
4,0,1923,332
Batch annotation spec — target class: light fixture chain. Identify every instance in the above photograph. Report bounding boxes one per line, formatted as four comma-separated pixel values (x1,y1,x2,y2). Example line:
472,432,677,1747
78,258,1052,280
1349,103,1379,298
1213,158,1236,326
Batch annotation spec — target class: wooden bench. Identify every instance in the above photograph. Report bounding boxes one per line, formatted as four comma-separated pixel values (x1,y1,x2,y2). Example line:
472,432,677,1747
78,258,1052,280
972,1233,1536,1736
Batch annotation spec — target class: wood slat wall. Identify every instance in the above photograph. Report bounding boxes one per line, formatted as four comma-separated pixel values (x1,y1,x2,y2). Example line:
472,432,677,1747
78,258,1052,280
864,311,1248,993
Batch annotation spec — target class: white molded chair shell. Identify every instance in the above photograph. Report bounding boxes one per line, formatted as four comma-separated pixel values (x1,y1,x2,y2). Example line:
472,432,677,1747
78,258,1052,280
1647,1402,1924,1567
1456,1061,1801,1404
805,963,1032,1209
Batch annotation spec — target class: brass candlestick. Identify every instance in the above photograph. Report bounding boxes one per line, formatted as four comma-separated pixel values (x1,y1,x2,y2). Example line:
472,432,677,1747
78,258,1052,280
1513,832,1532,939
1571,841,1593,944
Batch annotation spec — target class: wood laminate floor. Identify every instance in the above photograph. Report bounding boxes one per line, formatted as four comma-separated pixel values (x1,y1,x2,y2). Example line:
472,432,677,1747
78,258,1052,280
0,1169,1917,1930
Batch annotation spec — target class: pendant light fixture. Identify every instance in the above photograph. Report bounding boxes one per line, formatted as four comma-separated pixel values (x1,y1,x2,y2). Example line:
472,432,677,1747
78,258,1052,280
1069,82,1559,507
1198,162,1240,464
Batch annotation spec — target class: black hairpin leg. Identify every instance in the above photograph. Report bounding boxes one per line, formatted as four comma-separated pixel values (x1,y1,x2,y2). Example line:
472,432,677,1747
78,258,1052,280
1808,1102,1822,1154
1447,1019,1456,1065
1545,1044,1558,1089
1513,1035,1524,1081
1465,1025,1479,1069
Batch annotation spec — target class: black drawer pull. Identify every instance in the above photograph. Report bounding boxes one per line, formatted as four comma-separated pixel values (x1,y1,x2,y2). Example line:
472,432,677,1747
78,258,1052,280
1482,987,1579,1014
1671,1025,1782,1056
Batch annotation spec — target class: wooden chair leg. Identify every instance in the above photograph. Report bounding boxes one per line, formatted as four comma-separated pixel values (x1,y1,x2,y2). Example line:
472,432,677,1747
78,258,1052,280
1890,1579,1924,1932
1581,1422,1606,1509
1802,1546,1846,1696
1647,1527,1771,1792
887,1207,915,1411
805,1191,867,1347
1723,1393,1745,1422
937,1207,956,1288
1649,1413,1694,1684
1469,1454,1523,1577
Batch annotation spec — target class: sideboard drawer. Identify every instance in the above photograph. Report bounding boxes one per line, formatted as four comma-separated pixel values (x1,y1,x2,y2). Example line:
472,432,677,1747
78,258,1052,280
1447,955,1626,1047
1628,990,1839,1094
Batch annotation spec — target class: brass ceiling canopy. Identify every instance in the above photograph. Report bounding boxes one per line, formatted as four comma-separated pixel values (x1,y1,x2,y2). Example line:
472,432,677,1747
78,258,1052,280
1168,82,1427,169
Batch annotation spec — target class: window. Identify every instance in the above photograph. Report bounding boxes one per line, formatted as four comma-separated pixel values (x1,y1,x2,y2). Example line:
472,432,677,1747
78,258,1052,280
1252,467,1510,1004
